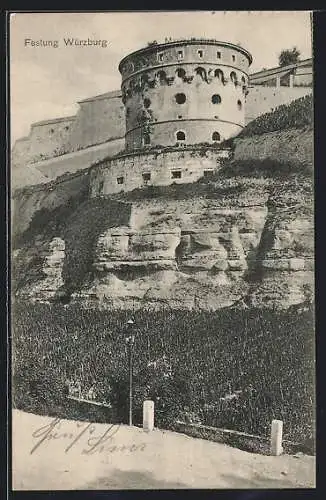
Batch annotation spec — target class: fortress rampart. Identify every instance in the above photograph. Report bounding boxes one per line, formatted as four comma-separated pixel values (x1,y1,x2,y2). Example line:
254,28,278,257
12,116,76,168
12,43,312,190
64,90,125,152
245,85,311,124
90,147,231,196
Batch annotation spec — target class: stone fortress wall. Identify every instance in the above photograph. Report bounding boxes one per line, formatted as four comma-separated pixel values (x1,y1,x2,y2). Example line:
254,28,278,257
119,40,252,150
64,90,125,152
12,41,312,188
90,147,231,196
11,42,313,311
12,116,76,168
245,58,312,123
12,91,125,174
245,85,311,124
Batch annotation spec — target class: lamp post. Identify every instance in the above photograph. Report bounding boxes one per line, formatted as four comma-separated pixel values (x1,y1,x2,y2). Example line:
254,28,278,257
125,318,135,426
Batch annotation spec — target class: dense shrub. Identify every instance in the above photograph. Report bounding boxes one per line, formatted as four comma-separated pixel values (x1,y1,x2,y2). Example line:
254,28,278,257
218,159,313,179
12,301,315,446
239,94,313,138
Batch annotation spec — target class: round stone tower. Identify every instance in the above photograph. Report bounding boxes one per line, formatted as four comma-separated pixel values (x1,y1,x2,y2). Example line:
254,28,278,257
119,39,252,151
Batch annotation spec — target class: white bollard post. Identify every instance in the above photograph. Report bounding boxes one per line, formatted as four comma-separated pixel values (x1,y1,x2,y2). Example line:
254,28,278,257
143,400,154,432
270,419,283,456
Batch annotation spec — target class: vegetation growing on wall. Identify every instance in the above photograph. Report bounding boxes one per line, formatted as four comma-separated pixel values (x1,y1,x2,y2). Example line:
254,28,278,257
110,142,230,161
238,95,313,138
12,196,131,297
12,301,315,451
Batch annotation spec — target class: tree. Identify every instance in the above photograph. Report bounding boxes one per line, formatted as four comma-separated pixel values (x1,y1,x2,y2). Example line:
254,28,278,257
279,47,301,67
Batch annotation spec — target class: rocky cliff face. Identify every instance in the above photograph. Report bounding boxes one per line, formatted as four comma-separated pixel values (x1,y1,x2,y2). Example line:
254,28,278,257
77,180,312,309
13,136,313,310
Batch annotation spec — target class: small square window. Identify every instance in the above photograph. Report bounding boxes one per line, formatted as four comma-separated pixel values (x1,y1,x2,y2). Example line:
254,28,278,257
204,170,214,178
158,52,164,62
117,176,124,185
217,51,221,58
198,50,203,58
171,170,182,179
177,50,184,60
142,172,151,182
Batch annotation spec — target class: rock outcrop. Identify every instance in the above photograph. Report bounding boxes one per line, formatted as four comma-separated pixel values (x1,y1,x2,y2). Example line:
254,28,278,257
12,126,314,311
12,177,313,310
16,237,65,300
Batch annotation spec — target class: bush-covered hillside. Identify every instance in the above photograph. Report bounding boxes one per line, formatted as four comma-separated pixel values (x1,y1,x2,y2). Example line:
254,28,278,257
238,94,313,138
12,301,315,450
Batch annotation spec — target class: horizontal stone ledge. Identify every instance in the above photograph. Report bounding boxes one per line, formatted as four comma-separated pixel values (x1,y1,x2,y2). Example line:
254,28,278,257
95,257,177,263
261,258,306,271
98,228,181,237
95,260,177,270
107,144,232,161
180,228,258,235
228,259,248,270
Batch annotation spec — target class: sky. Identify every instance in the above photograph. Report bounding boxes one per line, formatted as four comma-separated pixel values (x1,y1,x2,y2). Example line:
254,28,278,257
10,11,312,144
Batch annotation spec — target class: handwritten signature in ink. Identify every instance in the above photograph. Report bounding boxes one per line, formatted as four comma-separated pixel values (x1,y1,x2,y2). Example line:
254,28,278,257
30,418,146,456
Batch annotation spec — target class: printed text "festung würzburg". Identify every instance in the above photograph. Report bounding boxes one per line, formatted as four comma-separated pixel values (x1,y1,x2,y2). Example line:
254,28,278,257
24,38,109,48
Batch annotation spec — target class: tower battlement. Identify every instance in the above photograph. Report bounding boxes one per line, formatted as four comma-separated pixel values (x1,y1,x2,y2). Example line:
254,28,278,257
119,39,252,151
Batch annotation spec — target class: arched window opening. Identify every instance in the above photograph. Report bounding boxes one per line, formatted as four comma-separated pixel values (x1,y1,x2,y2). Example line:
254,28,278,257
237,100,242,110
141,74,149,85
176,68,186,79
230,71,237,84
144,98,151,108
214,69,224,80
212,131,220,142
195,67,207,81
157,70,167,83
126,107,130,117
176,130,186,141
175,93,186,104
197,49,204,58
217,51,221,59
232,54,236,62
241,76,246,85
211,94,222,104
129,80,136,95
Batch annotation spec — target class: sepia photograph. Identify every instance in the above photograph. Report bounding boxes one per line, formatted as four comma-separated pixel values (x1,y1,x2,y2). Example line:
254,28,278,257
10,10,315,490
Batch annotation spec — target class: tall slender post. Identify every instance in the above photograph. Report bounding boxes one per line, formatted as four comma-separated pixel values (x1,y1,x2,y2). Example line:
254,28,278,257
125,319,135,426
128,338,134,426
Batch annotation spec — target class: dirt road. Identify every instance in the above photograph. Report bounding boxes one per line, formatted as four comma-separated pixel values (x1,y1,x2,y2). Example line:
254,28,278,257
12,410,315,490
